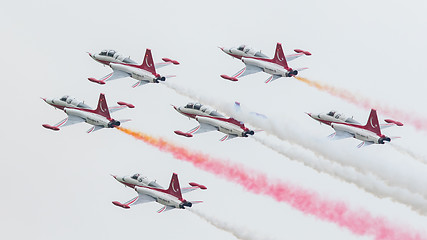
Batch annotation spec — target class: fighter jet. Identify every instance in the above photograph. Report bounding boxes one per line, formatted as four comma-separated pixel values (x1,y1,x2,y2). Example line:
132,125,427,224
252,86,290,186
173,102,255,141
306,109,403,148
220,42,311,83
42,93,134,133
220,44,310,62
88,48,179,88
112,173,206,213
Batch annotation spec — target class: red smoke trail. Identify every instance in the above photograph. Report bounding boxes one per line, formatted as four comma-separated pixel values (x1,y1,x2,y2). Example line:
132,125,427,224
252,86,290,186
294,76,427,131
116,127,425,240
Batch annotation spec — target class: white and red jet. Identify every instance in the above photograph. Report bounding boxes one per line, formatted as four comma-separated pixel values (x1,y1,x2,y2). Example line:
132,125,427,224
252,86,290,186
42,93,134,133
112,173,206,213
88,48,179,88
220,43,311,83
220,44,310,61
173,102,255,141
306,109,403,148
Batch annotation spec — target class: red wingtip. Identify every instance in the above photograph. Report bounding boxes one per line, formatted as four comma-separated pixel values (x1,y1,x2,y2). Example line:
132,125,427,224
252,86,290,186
42,124,60,131
162,58,180,65
112,201,130,209
88,78,105,85
117,101,135,108
384,119,404,126
220,74,238,81
294,49,311,56
174,130,193,137
189,182,207,190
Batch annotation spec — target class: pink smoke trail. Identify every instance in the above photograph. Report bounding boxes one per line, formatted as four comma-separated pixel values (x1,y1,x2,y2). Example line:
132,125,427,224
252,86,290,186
295,76,427,131
117,127,426,240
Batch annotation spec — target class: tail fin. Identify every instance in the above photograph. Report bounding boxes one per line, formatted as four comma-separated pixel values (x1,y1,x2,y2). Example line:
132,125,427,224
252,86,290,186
272,43,289,69
166,173,183,200
139,48,157,75
94,93,111,119
363,109,381,135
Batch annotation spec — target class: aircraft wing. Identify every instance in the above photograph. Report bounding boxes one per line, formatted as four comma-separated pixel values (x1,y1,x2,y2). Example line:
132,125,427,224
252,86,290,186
189,122,218,135
175,122,217,137
265,75,281,83
285,53,305,61
90,70,131,84
181,186,202,194
53,116,85,128
328,130,354,140
233,65,263,78
109,105,127,113
112,194,156,209
154,62,172,69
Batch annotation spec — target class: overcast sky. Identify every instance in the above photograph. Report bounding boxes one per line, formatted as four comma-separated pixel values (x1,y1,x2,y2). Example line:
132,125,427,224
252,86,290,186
2,0,427,239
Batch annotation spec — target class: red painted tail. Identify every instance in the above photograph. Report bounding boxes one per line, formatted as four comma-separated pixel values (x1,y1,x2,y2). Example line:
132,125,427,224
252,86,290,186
139,48,157,75
272,43,289,69
94,93,111,119
363,109,382,135
166,173,183,200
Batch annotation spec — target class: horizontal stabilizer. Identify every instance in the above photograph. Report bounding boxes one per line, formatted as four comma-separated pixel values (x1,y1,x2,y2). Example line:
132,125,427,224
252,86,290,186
357,141,374,148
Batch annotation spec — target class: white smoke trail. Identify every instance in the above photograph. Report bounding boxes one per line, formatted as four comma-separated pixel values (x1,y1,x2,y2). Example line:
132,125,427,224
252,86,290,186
189,208,278,240
391,143,427,165
165,82,427,206
253,134,427,214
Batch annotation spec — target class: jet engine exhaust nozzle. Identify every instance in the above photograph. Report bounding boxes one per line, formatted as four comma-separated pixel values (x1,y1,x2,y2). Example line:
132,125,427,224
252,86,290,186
243,130,255,137
379,137,391,144
108,120,121,128
287,70,298,77
180,201,193,209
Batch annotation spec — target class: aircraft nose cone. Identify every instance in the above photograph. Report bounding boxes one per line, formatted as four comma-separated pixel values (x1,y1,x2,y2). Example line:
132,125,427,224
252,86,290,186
172,105,180,112
305,112,312,117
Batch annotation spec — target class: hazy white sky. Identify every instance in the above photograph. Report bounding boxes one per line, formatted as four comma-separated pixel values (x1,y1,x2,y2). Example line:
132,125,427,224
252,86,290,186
1,0,427,239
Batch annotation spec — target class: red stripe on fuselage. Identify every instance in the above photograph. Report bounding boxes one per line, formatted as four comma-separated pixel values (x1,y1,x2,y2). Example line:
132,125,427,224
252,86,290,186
65,106,113,121
333,122,381,137
198,115,247,131
137,185,184,201
241,56,291,70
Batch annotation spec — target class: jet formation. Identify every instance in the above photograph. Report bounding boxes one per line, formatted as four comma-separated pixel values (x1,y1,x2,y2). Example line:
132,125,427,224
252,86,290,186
41,42,404,214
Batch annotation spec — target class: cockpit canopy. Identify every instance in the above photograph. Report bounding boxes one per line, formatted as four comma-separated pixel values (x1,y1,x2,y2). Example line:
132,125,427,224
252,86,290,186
98,49,136,64
184,103,224,117
236,44,268,58
130,173,163,189
59,95,91,109
326,110,360,124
